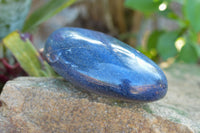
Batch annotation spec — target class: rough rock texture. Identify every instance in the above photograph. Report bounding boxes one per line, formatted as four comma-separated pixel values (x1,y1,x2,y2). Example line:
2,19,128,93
0,64,200,133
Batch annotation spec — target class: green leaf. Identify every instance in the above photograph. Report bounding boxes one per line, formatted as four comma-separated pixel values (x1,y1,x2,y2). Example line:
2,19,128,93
22,0,76,32
0,0,32,40
146,30,164,61
124,0,162,13
147,30,164,50
193,44,200,58
3,31,56,77
157,31,178,60
184,0,200,33
178,43,198,63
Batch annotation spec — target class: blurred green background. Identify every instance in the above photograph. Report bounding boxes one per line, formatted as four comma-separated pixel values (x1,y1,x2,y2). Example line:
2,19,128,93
0,0,200,89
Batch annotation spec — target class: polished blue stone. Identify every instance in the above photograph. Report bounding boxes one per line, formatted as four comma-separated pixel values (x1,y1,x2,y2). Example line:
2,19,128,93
44,27,168,102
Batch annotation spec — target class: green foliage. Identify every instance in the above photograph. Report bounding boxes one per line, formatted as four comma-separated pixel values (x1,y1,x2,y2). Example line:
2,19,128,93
0,0,76,85
184,0,200,33
124,0,163,14
178,43,199,63
193,44,200,57
3,31,56,77
124,0,200,63
147,30,164,50
0,0,32,40
23,0,76,32
157,31,178,60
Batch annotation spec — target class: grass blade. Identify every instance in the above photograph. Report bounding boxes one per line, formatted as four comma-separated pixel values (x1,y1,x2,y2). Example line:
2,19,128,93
3,31,56,77
22,0,76,32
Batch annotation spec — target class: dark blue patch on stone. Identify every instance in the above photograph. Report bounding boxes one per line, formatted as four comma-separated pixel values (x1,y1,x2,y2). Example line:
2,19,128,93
44,27,168,102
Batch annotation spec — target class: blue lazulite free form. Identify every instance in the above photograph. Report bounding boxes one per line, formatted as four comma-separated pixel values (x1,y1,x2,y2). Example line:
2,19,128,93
44,27,168,102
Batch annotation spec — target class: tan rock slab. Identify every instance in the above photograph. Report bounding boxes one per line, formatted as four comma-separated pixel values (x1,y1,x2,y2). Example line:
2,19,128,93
0,64,200,133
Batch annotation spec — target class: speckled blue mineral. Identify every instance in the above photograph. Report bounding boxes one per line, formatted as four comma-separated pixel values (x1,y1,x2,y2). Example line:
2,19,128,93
44,27,168,102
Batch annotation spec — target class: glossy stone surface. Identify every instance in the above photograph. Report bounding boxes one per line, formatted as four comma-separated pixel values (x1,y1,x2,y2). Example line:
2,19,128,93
44,27,168,102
